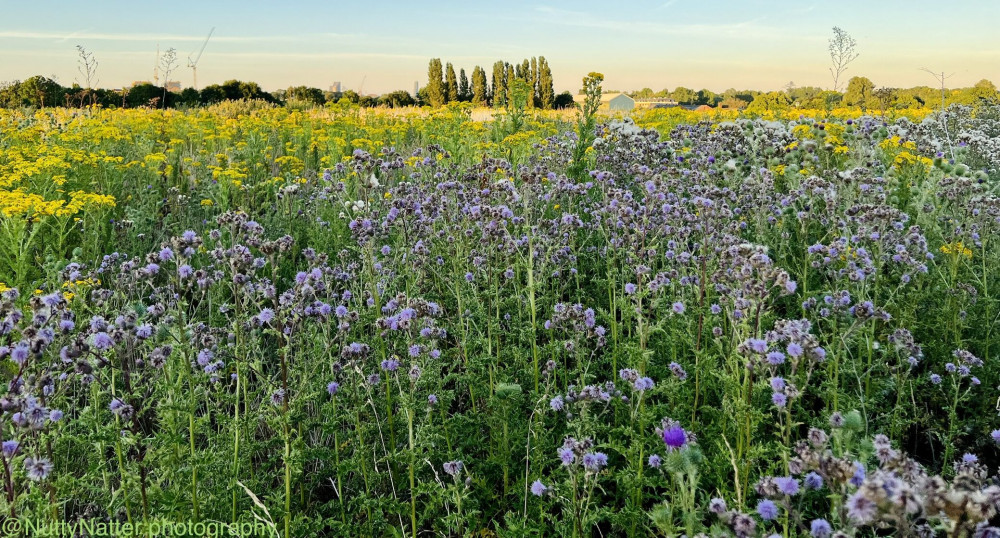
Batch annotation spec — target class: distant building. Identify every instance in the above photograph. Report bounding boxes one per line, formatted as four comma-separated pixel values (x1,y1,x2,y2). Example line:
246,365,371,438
634,97,679,108
608,94,635,111
330,81,342,93
413,81,419,97
131,80,181,92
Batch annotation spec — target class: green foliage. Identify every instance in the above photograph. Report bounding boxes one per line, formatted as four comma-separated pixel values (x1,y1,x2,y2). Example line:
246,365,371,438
426,58,445,108
568,72,603,180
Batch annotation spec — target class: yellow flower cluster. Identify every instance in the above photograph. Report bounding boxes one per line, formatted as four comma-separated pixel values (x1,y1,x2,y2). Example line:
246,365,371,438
940,242,973,259
893,151,934,170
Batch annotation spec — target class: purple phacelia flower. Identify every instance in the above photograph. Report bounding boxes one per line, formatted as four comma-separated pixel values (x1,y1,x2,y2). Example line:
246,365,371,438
757,499,779,520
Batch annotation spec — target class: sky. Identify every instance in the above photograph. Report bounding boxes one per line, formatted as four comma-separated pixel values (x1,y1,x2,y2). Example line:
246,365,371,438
1,0,998,95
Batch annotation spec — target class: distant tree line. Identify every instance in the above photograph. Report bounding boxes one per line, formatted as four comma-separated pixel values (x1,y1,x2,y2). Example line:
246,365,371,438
0,76,278,109
424,57,568,109
3,73,997,113
632,77,999,113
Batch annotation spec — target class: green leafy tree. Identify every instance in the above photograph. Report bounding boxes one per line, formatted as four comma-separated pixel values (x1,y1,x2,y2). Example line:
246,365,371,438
671,87,697,104
530,57,539,107
471,66,488,106
426,59,445,107
285,86,326,105
445,62,459,103
199,84,225,105
505,63,515,106
844,76,876,110
458,68,470,102
554,91,575,109
376,90,415,108
538,56,555,109
491,61,507,108
745,91,792,115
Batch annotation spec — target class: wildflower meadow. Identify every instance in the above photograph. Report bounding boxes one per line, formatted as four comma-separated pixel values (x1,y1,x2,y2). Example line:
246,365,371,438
1,79,1000,537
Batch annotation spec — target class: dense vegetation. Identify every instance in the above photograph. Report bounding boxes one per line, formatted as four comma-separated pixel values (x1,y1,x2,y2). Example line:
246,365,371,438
2,83,1000,536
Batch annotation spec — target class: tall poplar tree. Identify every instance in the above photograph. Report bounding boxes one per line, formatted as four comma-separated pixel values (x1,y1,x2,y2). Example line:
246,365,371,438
427,58,445,107
530,57,539,107
491,61,507,108
538,56,555,109
445,62,459,103
458,68,470,101
471,66,488,106
504,63,515,107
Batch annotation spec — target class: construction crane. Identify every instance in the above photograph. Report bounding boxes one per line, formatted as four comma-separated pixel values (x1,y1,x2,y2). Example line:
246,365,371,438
187,27,215,91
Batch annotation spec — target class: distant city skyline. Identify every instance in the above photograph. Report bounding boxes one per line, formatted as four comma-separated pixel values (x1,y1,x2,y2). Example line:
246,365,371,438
1,0,998,95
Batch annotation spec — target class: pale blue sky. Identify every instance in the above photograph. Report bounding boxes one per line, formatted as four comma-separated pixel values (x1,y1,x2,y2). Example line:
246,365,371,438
1,1,997,94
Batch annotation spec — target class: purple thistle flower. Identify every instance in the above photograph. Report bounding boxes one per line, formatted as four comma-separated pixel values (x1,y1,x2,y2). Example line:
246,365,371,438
672,301,685,314
327,382,340,396
49,410,63,422
708,497,727,514
558,447,575,466
624,283,637,295
647,454,662,468
550,395,564,411
769,377,786,391
662,425,688,450
381,359,399,372
258,308,275,324
804,471,824,490
787,342,803,358
335,305,348,318
428,394,438,405
530,480,548,496
772,392,787,407
930,373,942,385
158,247,174,261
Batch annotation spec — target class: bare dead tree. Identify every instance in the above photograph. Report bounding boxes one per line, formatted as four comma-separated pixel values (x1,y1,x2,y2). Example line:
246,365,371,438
874,87,896,119
829,27,859,93
159,47,178,108
76,45,99,106
920,67,957,159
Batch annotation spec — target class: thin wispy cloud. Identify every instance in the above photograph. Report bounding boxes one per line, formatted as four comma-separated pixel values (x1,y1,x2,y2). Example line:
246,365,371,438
0,30,351,43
